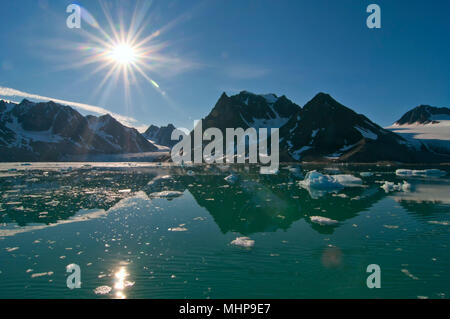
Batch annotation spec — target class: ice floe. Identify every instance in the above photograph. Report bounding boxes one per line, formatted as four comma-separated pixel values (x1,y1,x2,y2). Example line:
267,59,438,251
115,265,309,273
427,221,449,226
231,237,255,248
360,172,374,177
298,171,363,198
168,227,188,232
310,216,339,226
94,285,112,295
149,191,184,199
31,271,54,278
380,181,411,193
401,269,419,280
395,169,447,177
224,174,239,184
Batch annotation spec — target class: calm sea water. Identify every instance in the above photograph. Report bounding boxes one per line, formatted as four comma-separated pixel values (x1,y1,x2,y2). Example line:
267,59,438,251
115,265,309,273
0,163,448,299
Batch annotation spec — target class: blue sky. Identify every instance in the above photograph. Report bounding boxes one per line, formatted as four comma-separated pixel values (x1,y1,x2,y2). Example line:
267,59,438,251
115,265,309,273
0,0,449,130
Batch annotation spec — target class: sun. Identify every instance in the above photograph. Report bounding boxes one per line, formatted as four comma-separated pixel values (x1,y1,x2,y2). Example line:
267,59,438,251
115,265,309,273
109,43,137,65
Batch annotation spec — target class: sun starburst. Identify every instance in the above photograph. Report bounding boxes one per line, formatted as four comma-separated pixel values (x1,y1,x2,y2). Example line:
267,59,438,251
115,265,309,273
71,1,171,107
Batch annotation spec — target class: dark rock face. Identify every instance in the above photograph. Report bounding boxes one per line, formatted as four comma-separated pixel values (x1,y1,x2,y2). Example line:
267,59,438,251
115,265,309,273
143,123,178,148
202,91,300,132
279,93,422,162
188,92,448,163
396,105,450,125
0,99,157,161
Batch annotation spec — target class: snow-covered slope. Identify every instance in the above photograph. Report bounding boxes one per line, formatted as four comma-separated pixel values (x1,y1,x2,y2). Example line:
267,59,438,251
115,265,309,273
387,105,450,155
0,99,158,161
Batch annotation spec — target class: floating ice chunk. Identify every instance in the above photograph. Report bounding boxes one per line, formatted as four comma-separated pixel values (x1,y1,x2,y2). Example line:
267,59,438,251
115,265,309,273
147,175,172,186
360,172,374,177
94,285,112,295
31,271,54,278
333,174,363,187
299,171,362,190
231,237,255,248
150,191,184,199
428,221,449,226
168,227,188,232
261,167,279,175
395,169,446,177
380,181,411,193
299,171,343,190
401,269,419,280
224,174,239,184
310,216,339,226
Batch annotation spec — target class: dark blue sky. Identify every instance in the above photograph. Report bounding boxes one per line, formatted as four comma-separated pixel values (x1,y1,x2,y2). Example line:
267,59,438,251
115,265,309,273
0,0,449,130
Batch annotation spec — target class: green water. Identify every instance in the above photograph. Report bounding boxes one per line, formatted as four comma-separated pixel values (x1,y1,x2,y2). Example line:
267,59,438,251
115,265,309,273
0,163,449,299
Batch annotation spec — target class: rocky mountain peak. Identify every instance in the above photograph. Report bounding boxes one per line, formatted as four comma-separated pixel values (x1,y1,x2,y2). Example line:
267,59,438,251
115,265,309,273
395,105,450,125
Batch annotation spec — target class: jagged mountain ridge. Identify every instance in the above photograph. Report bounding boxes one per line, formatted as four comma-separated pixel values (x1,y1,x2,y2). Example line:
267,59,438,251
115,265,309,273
0,99,158,161
191,91,448,163
143,123,178,148
395,105,450,125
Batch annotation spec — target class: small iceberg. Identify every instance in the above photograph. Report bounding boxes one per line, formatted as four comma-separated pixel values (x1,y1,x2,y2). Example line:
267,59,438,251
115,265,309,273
395,169,446,177
427,221,449,226
231,237,255,248
168,227,188,232
147,175,172,186
360,172,374,177
93,285,112,295
333,174,363,187
299,171,362,198
299,171,344,190
310,216,339,226
224,174,239,184
150,191,184,199
380,181,411,193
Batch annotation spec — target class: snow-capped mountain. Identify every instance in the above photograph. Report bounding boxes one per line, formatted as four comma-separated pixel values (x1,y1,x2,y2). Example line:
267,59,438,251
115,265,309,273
193,92,448,163
387,105,450,155
0,99,158,161
143,123,178,148
202,91,300,132
394,105,450,125
280,93,426,162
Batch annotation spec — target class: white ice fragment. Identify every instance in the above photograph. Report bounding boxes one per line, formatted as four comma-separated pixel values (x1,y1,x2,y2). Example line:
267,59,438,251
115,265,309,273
333,174,363,187
395,169,446,177
380,181,411,193
94,285,112,295
224,174,238,183
310,216,339,226
168,227,188,232
150,191,184,199
299,171,362,190
231,237,255,248
360,172,374,177
31,271,54,278
428,221,449,226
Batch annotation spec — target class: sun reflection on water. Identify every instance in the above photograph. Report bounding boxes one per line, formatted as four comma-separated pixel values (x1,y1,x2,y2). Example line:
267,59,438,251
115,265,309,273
113,266,133,299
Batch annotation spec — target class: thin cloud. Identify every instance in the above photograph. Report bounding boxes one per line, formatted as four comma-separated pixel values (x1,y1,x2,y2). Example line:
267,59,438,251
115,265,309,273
0,86,138,127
